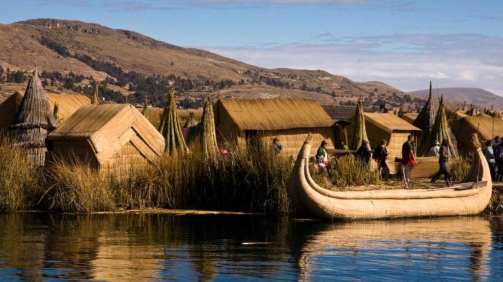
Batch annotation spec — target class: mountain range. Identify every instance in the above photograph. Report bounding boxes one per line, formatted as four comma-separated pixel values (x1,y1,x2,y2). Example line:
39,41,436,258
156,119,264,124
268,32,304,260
0,18,492,112
411,88,503,111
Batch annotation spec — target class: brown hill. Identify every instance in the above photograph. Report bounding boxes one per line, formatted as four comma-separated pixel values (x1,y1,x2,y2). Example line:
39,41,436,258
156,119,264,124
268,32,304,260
0,18,462,111
411,88,503,111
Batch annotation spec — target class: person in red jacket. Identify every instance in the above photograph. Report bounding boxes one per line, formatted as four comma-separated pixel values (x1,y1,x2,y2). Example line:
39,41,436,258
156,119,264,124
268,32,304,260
401,135,416,188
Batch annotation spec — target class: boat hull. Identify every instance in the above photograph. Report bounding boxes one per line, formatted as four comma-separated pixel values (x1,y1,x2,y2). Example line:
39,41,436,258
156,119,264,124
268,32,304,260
288,135,492,220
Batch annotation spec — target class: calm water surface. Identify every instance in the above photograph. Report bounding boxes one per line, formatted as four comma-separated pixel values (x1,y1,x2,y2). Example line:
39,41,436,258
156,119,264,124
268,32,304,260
0,213,502,281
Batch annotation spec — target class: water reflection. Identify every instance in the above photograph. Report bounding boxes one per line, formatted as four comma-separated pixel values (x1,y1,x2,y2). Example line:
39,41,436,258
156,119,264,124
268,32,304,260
0,213,501,281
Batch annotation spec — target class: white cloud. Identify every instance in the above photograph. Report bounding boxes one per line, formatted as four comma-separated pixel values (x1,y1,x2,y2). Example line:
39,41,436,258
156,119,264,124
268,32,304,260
206,33,503,95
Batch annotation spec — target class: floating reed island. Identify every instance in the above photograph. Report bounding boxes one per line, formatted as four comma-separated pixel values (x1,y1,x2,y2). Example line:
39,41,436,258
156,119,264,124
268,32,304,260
1,73,503,216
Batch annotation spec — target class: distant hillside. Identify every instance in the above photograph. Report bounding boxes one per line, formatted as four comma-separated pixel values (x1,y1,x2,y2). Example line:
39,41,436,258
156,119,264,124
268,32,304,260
411,88,503,110
0,18,462,111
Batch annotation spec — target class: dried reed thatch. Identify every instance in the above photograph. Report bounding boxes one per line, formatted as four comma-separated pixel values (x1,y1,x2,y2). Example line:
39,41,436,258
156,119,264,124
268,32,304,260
142,96,149,119
200,95,218,163
91,83,100,104
401,113,419,124
413,81,436,146
9,67,58,166
397,107,404,117
451,113,503,155
47,104,165,177
0,91,90,130
158,86,189,156
214,98,337,156
350,99,368,150
418,96,458,158
53,102,59,121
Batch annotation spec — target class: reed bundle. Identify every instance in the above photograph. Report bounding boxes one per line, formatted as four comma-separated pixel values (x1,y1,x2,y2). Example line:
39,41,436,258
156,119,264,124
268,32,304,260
413,81,436,148
158,86,189,156
350,99,368,150
200,95,219,164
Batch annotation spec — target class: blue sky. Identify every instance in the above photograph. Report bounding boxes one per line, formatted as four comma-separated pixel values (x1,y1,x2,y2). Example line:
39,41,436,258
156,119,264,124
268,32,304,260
1,0,503,95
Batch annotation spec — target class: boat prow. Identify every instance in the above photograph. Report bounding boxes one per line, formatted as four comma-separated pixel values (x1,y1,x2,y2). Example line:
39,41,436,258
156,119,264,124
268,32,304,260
288,133,492,220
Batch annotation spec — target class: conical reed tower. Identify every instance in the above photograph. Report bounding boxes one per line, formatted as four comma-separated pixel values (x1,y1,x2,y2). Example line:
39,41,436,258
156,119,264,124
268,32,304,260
9,66,58,166
141,95,149,119
350,99,368,150
158,86,189,156
91,83,100,104
419,95,458,158
413,81,436,149
200,95,218,164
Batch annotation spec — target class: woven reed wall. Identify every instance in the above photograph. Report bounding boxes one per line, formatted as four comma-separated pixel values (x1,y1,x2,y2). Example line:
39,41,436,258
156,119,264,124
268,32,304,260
47,139,100,168
101,141,150,179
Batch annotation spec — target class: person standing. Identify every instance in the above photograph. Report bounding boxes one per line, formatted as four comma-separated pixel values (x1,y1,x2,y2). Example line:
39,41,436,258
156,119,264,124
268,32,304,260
373,139,390,181
316,140,332,176
401,135,416,188
272,138,282,155
356,139,371,164
428,140,440,157
494,136,503,182
431,139,451,186
484,140,496,180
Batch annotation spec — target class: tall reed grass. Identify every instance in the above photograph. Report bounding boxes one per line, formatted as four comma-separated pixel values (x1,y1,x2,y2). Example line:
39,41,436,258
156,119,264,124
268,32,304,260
43,142,292,214
0,136,40,211
450,158,470,182
330,155,381,187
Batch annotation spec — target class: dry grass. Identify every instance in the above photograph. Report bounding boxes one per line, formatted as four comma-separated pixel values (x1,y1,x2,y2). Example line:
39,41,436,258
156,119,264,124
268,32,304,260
330,155,381,188
0,135,40,211
450,158,471,182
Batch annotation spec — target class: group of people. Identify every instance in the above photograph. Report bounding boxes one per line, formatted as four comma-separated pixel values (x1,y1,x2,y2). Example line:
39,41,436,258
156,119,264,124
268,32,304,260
484,136,503,182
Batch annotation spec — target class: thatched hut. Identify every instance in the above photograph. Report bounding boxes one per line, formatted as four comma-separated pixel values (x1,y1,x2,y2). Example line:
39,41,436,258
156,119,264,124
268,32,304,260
401,113,418,124
413,81,436,147
214,98,337,156
9,67,58,166
0,91,90,130
46,104,165,177
451,113,503,156
348,113,422,173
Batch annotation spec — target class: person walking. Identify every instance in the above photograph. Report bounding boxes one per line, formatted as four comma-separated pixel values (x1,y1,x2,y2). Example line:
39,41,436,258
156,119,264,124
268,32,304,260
373,139,390,181
431,139,451,186
401,135,416,188
356,139,371,164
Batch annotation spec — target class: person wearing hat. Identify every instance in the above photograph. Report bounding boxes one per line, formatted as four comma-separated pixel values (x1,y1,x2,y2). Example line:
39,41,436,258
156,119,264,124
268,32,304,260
316,140,332,176
428,140,441,157
356,139,371,164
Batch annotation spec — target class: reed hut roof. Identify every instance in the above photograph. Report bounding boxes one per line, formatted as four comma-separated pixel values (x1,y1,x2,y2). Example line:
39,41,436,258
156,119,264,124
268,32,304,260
401,113,419,124
321,105,357,121
365,113,422,134
451,113,503,145
47,104,164,164
10,68,58,130
215,98,334,130
0,91,90,130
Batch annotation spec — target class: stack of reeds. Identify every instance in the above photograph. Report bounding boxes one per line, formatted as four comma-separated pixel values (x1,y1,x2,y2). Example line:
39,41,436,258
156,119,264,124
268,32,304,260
158,86,189,156
200,95,218,164
9,66,58,166
91,83,100,104
350,99,368,150
142,96,149,119
419,95,458,158
413,81,436,148
53,102,59,121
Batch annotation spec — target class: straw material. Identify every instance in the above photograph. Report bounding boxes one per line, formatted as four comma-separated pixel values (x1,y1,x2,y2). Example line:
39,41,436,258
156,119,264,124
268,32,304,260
321,105,357,121
215,98,334,131
0,91,90,129
418,96,458,157
451,113,503,152
47,104,165,176
91,83,100,104
9,67,58,166
413,81,436,146
200,95,219,163
288,133,492,220
401,113,418,124
158,86,189,156
214,98,337,156
350,99,368,150
141,96,149,119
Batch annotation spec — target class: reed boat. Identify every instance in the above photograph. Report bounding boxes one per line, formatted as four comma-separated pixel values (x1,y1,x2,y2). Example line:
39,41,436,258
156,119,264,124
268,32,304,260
288,133,492,220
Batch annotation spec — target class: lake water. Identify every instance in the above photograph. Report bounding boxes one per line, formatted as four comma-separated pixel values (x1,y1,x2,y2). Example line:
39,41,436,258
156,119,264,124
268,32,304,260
0,213,502,281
